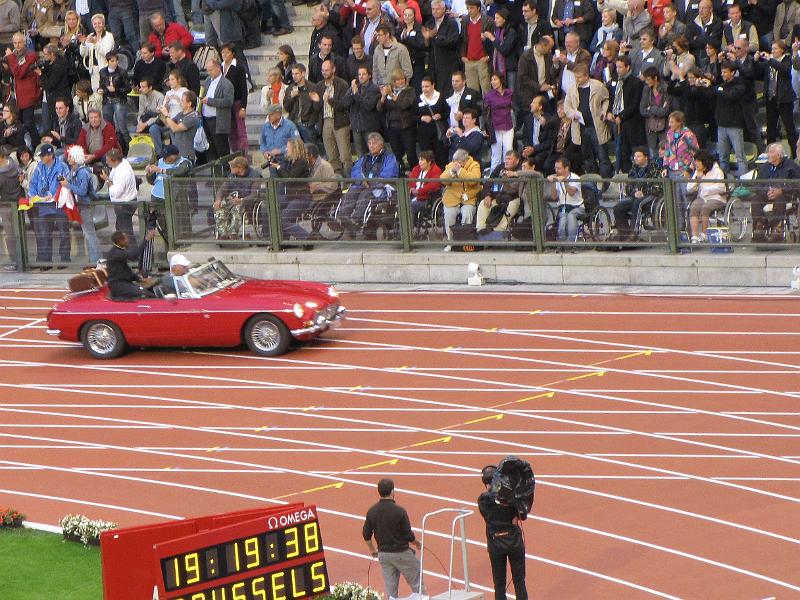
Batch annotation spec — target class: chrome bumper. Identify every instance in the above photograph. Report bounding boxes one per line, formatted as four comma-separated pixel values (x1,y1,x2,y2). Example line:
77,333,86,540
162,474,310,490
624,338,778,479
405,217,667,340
291,305,346,337
46,329,61,337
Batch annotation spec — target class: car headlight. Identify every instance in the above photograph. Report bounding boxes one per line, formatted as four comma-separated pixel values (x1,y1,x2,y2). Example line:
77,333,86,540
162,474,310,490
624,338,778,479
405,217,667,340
328,286,339,298
293,303,305,318
305,301,319,309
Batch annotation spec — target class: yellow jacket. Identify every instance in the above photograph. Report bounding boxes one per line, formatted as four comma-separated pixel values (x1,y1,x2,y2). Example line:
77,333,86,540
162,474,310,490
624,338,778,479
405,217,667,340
440,156,482,208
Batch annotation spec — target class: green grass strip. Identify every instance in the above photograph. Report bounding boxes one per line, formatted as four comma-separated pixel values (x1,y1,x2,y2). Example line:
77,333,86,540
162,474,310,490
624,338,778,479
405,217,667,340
0,528,102,599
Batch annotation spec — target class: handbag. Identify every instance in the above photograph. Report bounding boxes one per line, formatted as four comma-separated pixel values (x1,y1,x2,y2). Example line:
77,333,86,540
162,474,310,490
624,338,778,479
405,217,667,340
426,104,448,141
194,119,210,152
485,105,497,145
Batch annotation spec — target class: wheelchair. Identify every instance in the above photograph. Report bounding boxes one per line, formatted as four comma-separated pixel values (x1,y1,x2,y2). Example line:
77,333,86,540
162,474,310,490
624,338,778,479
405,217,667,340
574,174,613,243
683,186,752,244
413,192,444,240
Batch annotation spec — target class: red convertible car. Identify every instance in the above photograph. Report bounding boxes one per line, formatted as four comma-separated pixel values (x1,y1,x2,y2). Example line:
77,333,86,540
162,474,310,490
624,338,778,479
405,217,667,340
46,260,345,359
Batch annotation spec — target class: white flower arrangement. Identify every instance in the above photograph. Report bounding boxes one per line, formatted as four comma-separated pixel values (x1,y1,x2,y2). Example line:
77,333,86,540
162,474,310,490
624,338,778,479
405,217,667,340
59,514,118,546
330,582,383,600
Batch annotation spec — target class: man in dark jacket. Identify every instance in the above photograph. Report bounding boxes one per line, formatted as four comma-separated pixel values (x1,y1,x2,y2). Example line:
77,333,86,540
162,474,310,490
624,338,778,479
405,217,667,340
284,63,319,144
0,146,21,271
42,99,82,150
714,61,747,174
35,44,70,138
133,42,167,92
342,65,383,156
521,95,556,172
687,0,724,55
754,41,797,158
478,465,528,600
99,51,132,146
308,34,347,84
725,38,762,153
312,59,351,175
552,0,595,48
309,5,342,61
106,229,157,299
608,56,645,173
423,0,462,96
345,36,371,83
446,71,483,129
515,37,555,112
168,41,201,94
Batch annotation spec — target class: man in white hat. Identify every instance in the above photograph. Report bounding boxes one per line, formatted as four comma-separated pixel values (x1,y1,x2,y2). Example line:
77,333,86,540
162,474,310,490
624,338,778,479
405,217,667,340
155,254,192,296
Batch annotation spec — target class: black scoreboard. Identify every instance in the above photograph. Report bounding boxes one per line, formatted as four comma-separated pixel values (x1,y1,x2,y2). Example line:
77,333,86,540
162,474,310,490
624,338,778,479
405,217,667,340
152,506,329,600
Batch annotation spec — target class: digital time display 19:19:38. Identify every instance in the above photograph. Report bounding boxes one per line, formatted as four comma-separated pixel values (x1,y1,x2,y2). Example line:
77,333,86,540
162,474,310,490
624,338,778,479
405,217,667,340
162,521,324,593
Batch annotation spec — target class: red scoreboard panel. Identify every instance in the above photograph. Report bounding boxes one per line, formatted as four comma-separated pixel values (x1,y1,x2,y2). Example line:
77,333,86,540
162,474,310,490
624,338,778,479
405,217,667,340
100,505,330,600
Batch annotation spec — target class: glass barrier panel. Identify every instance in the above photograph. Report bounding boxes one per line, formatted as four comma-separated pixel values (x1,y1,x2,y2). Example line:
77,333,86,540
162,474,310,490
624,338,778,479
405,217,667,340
0,201,18,270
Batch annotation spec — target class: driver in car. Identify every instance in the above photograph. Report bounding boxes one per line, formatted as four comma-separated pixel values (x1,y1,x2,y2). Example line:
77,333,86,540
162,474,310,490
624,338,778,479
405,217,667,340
154,254,192,297
106,230,157,299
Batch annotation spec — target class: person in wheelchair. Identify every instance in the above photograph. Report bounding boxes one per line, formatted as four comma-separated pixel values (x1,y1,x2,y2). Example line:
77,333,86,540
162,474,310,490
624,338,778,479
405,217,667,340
612,147,662,241
212,157,262,239
476,150,523,241
336,133,399,237
407,151,442,235
546,157,584,242
751,143,800,243
686,150,726,244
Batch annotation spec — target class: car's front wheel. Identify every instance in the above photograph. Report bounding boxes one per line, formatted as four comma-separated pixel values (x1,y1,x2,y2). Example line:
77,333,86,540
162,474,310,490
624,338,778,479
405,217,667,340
81,321,127,359
244,314,291,356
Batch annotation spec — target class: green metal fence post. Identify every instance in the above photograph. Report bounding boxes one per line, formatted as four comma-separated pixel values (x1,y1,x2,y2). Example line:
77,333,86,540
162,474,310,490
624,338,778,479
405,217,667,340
663,176,680,254
163,176,176,251
265,177,282,251
396,178,413,252
13,204,28,271
527,176,545,254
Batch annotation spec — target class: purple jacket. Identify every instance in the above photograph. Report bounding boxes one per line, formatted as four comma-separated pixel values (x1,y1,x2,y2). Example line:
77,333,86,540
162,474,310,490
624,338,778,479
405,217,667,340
484,88,514,132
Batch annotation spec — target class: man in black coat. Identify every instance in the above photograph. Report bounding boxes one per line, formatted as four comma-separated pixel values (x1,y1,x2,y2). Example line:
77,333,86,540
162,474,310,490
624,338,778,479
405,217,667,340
35,45,71,137
754,41,798,158
168,41,201,94
342,65,383,156
607,56,645,174
517,0,552,52
521,95,556,172
714,61,748,174
42,99,82,150
515,37,555,112
423,0,462,96
309,5,342,61
724,38,763,153
752,143,800,242
552,0,595,48
446,71,483,129
106,230,157,299
308,34,347,84
687,0,724,55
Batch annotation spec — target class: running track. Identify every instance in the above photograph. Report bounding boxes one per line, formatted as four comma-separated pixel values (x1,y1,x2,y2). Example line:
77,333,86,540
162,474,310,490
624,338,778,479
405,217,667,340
1,288,799,599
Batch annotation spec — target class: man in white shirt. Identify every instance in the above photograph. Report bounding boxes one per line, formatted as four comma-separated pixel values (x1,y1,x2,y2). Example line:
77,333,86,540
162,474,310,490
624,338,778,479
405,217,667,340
101,148,140,246
547,156,584,241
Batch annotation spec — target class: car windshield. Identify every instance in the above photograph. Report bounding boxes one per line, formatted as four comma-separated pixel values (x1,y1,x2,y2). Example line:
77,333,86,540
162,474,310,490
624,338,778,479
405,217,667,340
185,261,242,297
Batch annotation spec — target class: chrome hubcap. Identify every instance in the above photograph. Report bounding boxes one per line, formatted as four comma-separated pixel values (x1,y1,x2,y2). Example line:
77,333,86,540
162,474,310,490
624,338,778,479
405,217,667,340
251,321,280,352
87,324,116,355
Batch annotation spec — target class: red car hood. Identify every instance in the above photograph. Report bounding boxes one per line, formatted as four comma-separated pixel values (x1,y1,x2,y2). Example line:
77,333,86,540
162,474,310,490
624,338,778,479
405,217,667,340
218,278,335,306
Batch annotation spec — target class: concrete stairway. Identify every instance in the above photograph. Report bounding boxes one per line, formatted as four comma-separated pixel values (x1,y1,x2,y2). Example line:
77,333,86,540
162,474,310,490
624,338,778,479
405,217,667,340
244,3,317,151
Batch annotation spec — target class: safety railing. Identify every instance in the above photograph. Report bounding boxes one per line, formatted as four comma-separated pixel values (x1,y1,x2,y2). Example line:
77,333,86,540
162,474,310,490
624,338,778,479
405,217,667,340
3,174,800,272
418,508,475,599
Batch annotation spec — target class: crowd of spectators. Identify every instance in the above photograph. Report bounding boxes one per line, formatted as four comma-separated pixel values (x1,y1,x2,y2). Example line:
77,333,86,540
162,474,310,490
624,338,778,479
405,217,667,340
4,0,800,265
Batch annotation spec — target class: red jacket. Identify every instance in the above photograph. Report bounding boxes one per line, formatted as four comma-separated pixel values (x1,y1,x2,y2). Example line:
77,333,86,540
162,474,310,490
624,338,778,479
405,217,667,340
408,163,443,203
149,23,194,61
5,51,41,110
77,122,121,162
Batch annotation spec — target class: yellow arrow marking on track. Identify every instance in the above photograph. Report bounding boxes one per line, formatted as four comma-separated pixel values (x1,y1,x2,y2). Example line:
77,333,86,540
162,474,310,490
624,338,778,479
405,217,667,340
349,386,363,392
406,436,452,448
302,406,316,412
615,350,653,361
352,459,399,471
462,414,503,425
565,371,605,381
529,310,541,315
206,447,220,452
275,482,344,499
515,391,555,403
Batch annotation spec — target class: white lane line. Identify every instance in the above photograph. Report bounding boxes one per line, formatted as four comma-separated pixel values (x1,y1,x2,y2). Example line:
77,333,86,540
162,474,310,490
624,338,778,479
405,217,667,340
5,361,800,508
3,392,800,551
0,318,44,341
0,295,61,301
0,449,789,596
339,327,800,335
346,310,800,317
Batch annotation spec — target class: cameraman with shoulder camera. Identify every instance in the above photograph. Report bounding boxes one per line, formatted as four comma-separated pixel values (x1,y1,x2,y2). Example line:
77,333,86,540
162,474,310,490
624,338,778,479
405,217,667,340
478,465,528,600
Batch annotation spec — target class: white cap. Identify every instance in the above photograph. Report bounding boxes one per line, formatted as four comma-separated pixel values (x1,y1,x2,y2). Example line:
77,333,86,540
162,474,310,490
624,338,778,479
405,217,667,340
169,254,191,269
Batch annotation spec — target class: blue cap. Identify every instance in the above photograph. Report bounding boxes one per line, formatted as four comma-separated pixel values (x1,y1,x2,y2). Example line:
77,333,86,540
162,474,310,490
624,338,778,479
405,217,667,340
161,144,180,158
37,144,55,157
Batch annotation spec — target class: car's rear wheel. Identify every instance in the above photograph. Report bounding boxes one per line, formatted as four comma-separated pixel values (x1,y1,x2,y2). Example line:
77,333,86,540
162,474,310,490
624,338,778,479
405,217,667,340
81,321,127,359
244,314,291,357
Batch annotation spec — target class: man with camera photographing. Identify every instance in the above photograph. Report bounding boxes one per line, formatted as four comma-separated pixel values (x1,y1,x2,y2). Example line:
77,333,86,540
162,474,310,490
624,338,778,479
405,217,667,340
35,44,70,138
478,465,528,600
4,32,41,147
260,104,300,171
